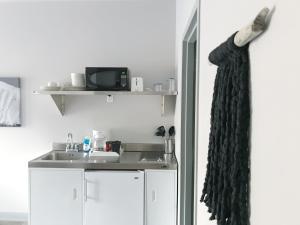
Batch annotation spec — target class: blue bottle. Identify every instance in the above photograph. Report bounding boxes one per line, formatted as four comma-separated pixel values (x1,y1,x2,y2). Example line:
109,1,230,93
83,137,91,152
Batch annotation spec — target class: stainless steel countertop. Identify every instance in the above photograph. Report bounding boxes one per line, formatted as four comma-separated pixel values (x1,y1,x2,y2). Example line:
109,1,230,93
29,150,178,170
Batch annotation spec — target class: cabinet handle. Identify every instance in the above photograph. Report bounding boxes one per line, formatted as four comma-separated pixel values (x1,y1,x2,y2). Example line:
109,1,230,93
152,190,156,202
84,178,87,202
73,188,77,200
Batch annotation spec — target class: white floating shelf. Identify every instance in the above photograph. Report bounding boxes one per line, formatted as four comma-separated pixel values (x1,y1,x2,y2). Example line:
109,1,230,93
33,90,177,116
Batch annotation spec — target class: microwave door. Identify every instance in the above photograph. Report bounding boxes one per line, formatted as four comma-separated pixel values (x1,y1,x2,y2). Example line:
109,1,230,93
89,73,98,89
90,71,118,90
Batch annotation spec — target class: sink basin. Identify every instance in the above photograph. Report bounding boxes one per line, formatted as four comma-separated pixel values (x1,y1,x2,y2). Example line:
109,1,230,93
139,151,167,163
38,151,120,163
41,152,87,161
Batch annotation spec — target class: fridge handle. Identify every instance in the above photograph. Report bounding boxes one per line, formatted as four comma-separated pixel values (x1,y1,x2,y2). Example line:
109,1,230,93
152,190,157,202
84,178,87,202
72,188,77,200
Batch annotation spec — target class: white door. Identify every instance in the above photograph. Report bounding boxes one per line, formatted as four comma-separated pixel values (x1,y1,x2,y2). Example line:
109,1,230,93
145,170,177,225
84,171,144,225
29,168,84,225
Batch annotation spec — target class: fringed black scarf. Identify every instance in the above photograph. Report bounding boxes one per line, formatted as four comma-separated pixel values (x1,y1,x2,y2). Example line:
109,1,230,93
200,33,250,225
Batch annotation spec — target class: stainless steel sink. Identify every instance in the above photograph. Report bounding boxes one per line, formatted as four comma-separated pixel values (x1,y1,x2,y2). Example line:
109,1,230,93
36,151,120,164
29,146,177,170
41,152,87,161
138,151,168,163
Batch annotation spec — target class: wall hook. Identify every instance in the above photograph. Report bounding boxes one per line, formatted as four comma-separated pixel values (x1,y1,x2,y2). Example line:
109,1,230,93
234,5,275,47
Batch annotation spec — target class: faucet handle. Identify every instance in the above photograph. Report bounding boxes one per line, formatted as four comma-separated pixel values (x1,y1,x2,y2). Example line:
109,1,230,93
66,143,72,152
74,144,80,152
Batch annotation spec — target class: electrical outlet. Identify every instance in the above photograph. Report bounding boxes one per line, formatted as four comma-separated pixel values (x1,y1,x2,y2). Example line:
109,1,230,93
106,95,113,103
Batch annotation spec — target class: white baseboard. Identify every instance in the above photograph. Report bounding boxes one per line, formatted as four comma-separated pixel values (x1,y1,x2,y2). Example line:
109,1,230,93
0,212,27,222
0,222,27,225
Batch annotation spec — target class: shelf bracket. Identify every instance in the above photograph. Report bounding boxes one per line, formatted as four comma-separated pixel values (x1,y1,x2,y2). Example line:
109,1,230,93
161,95,165,116
50,95,65,116
161,95,176,117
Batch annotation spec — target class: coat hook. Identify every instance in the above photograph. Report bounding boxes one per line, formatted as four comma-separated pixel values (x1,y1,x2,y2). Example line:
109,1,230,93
234,6,275,47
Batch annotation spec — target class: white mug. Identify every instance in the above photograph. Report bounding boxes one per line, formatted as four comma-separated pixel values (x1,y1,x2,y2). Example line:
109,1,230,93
154,83,163,92
71,73,85,87
47,81,58,87
168,78,176,92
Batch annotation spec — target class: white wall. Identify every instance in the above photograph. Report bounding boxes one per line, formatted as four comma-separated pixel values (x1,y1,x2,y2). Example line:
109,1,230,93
197,1,300,225
0,1,175,215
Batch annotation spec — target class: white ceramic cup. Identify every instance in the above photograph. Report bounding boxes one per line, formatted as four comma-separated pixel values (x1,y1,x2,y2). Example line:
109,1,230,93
154,83,163,92
71,73,85,87
47,81,58,87
168,78,176,92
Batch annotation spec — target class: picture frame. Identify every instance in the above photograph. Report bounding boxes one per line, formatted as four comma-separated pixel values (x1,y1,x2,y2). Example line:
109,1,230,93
0,77,21,127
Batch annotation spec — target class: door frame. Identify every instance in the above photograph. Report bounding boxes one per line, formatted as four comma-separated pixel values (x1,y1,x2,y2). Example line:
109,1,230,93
180,5,200,225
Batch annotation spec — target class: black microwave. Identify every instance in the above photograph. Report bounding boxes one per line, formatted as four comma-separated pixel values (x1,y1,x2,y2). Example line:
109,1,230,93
85,67,130,91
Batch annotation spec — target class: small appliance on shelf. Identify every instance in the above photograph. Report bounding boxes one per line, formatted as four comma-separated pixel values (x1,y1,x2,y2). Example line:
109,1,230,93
85,67,130,91
131,77,144,92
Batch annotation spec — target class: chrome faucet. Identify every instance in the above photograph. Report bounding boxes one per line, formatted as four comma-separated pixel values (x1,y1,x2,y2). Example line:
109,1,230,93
66,133,75,152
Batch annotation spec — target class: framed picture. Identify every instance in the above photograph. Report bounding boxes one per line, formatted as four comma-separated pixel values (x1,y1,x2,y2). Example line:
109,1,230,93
0,77,21,127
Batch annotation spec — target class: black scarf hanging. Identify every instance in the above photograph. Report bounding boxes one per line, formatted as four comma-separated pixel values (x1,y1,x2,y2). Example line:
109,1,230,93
200,33,250,225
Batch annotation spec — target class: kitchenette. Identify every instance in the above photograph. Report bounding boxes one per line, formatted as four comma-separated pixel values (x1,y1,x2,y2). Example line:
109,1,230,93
29,143,177,225
28,67,178,225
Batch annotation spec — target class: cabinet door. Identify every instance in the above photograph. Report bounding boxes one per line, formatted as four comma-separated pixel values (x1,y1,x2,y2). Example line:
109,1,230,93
84,171,144,225
29,168,84,225
145,170,177,225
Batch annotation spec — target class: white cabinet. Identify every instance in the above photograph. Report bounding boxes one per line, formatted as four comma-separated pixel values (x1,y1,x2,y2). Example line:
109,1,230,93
29,168,84,225
29,168,177,225
145,170,177,225
84,171,144,225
